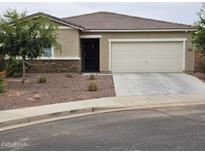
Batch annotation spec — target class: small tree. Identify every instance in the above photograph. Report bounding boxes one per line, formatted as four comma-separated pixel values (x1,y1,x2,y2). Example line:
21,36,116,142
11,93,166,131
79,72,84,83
192,4,205,54
0,9,61,84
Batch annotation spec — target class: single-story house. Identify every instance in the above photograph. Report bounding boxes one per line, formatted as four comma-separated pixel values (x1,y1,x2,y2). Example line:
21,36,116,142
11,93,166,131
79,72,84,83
26,11,196,73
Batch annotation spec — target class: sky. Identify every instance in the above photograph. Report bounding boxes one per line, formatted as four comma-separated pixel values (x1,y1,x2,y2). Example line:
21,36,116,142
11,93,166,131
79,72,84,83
0,2,203,24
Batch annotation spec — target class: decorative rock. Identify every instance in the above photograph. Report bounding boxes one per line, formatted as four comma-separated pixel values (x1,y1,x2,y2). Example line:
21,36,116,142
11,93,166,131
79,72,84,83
33,94,40,100
28,94,41,101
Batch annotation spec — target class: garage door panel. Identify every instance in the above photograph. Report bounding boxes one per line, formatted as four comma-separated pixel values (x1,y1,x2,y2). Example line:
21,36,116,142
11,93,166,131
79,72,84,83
111,42,183,72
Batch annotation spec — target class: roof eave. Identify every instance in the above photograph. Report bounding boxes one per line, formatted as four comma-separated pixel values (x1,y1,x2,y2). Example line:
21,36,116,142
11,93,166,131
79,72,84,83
44,16,84,31
84,28,197,32
9,12,85,31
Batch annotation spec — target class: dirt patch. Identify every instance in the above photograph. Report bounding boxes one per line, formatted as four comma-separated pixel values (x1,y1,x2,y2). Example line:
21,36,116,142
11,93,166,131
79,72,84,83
0,73,115,111
194,72,205,83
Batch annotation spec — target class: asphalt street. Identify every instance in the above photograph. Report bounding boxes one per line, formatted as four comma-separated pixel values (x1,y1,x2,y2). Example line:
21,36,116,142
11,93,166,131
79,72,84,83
1,104,205,150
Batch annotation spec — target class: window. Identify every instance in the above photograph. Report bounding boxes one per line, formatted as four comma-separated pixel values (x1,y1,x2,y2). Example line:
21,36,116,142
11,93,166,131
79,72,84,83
42,44,52,57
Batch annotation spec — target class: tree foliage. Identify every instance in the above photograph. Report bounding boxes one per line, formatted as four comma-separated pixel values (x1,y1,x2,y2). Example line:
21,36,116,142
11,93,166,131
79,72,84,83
192,4,205,54
0,9,61,83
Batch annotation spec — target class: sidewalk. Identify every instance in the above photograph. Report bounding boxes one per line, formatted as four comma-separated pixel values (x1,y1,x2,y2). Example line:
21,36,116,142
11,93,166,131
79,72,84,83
1,92,205,131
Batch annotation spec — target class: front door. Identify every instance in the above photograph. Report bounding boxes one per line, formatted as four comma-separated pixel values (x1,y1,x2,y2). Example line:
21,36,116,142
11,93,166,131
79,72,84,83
81,39,99,72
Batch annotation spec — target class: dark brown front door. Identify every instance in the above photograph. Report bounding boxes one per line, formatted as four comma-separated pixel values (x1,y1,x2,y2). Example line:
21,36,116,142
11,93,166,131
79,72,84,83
81,39,99,72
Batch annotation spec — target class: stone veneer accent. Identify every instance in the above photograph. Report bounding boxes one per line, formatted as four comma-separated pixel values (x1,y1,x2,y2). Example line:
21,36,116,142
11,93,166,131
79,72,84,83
26,60,81,73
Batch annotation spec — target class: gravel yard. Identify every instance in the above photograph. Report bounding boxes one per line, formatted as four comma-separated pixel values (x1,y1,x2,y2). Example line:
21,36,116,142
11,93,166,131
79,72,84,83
0,73,115,111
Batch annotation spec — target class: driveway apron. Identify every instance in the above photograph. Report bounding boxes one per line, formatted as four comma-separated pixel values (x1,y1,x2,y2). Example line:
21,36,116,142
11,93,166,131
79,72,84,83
113,73,205,96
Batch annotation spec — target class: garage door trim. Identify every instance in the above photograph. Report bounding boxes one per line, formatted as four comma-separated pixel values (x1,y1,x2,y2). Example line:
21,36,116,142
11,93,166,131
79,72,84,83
108,38,187,72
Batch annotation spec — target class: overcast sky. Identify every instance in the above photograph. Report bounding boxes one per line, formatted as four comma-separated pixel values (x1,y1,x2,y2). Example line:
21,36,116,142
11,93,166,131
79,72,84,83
0,2,203,24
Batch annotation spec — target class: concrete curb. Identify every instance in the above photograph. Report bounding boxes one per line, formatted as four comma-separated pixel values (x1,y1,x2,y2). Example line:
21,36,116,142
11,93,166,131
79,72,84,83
0,101,205,132
0,107,123,130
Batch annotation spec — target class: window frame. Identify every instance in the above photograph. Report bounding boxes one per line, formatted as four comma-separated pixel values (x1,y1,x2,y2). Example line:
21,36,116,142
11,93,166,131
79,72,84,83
40,46,54,59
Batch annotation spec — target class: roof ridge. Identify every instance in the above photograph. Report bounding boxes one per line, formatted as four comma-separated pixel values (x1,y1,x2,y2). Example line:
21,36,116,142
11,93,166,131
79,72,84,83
24,12,85,30
64,11,192,27
63,11,107,19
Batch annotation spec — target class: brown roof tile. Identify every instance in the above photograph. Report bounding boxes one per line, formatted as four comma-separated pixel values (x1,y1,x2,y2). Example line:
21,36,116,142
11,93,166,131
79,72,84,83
18,12,84,30
64,11,193,30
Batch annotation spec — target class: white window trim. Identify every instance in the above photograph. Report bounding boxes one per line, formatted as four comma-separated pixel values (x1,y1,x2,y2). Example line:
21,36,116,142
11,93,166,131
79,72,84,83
108,38,187,72
5,46,55,60
39,47,81,60
6,46,80,60
41,46,54,58
11,56,81,60
37,57,81,60
80,35,102,38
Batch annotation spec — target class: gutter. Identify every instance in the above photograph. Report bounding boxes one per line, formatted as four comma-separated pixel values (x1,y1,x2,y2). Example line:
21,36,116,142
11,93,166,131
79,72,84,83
84,29,197,32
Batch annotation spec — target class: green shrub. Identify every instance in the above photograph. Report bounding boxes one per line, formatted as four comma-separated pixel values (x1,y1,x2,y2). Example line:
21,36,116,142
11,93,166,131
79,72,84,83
89,74,96,80
0,77,4,93
38,76,47,84
5,58,22,78
88,82,98,91
5,58,31,78
12,72,23,78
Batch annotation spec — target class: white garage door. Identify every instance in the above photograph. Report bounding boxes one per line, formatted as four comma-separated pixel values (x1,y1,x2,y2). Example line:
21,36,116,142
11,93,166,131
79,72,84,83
111,41,184,72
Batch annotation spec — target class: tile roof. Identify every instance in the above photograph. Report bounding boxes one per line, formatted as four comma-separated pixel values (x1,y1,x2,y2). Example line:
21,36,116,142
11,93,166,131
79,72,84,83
64,11,193,30
22,12,84,30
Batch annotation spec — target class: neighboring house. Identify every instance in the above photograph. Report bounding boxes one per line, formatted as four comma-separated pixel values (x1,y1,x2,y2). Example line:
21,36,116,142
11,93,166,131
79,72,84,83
26,11,196,73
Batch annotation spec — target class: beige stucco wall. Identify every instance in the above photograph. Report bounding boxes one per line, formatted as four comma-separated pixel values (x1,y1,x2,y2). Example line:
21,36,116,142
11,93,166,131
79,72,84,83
81,32,194,72
54,29,80,57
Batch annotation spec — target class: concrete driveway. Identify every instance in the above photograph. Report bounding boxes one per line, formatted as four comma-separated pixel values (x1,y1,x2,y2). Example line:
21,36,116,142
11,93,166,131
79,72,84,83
113,73,205,96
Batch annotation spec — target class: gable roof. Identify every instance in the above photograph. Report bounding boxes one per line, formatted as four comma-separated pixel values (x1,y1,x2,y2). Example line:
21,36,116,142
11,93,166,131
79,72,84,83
21,12,84,30
64,11,195,31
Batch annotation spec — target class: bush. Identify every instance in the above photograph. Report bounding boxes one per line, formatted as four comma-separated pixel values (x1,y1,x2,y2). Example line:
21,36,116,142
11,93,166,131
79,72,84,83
195,50,205,73
38,76,47,84
5,58,31,78
5,58,22,78
89,74,96,80
0,77,4,93
88,82,98,91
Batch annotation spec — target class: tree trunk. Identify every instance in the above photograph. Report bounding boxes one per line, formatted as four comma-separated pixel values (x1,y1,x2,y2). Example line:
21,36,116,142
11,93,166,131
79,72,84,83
0,54,5,71
22,58,26,85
